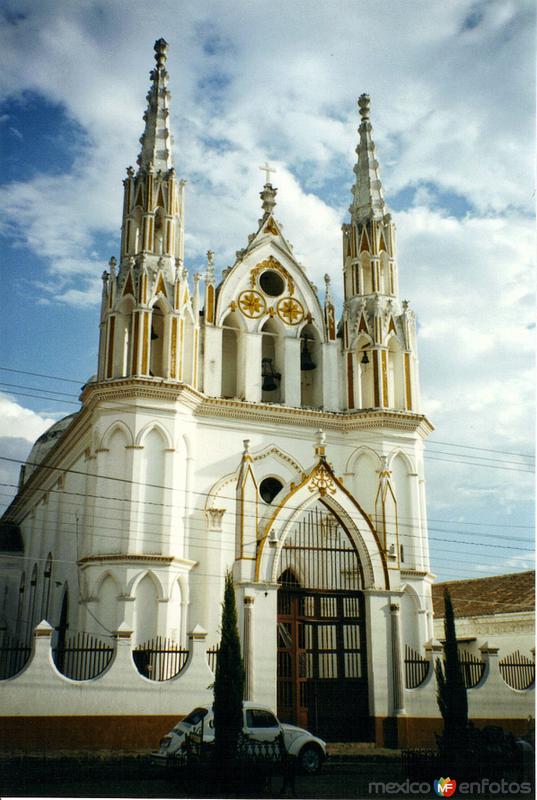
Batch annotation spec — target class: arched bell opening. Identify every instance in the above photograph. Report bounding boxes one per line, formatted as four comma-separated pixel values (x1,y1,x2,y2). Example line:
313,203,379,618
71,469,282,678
276,500,369,742
356,334,374,408
299,324,322,409
261,318,284,403
221,311,241,398
149,300,167,377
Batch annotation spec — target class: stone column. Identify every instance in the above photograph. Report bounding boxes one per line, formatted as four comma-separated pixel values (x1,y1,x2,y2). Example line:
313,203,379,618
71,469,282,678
243,596,255,700
390,603,405,713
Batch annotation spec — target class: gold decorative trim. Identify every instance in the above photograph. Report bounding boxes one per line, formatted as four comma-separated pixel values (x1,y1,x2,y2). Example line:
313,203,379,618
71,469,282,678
250,256,295,296
238,290,266,319
277,297,304,325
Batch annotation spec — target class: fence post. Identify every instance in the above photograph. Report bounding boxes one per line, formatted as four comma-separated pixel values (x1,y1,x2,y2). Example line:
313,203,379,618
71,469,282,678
479,642,499,684
112,621,136,675
187,624,208,669
32,619,54,673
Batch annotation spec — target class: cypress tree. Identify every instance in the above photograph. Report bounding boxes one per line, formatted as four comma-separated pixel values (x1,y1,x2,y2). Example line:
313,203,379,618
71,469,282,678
213,570,245,769
435,588,468,758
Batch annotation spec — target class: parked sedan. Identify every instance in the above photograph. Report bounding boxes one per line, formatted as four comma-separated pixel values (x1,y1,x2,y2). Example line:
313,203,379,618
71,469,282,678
152,701,327,774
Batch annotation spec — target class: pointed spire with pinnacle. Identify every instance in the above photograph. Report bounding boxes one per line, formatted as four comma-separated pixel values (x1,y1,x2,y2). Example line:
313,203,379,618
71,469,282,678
137,38,174,173
349,94,387,222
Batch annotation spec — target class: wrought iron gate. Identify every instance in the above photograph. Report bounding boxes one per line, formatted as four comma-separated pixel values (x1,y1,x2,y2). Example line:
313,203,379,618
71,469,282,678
277,504,370,742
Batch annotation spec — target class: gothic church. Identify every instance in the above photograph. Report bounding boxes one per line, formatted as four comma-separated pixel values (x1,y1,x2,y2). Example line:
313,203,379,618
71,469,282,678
0,39,438,745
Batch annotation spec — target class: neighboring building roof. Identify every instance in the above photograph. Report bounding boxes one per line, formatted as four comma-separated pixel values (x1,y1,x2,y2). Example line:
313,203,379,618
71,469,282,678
432,571,535,619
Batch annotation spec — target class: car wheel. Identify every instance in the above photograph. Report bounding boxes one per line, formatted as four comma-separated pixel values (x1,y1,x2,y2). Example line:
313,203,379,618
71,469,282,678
299,743,323,774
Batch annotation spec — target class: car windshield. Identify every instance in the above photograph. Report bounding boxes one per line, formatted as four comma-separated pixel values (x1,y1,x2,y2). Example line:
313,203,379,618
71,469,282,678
181,708,209,726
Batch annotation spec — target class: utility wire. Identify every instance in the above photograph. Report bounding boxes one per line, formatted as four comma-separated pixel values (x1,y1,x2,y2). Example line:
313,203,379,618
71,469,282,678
0,365,533,461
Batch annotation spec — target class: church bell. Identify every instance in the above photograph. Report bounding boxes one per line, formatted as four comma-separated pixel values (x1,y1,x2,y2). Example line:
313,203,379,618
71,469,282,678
261,357,280,391
300,338,316,371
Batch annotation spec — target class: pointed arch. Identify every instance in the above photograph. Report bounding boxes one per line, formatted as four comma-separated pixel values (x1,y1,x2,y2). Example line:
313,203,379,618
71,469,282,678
127,569,165,601
346,446,381,528
131,571,161,646
130,206,143,254
256,462,388,589
261,316,284,403
221,310,242,398
386,334,404,409
114,296,135,377
387,448,416,475
136,426,168,554
356,333,374,408
154,208,165,255
99,420,134,450
299,322,322,408
135,421,173,449
400,583,422,650
149,297,168,378
94,571,122,635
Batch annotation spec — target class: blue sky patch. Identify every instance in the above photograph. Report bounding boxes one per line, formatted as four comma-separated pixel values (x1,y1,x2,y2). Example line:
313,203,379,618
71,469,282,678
0,92,88,185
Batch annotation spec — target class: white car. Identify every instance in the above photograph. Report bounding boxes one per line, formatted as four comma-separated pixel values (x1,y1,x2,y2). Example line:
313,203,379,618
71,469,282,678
152,701,327,774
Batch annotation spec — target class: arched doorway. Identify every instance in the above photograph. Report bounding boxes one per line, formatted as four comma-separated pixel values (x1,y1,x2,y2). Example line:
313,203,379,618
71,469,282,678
277,501,370,741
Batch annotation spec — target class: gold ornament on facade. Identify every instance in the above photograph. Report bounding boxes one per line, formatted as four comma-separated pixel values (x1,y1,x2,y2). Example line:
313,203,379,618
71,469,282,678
308,464,336,497
277,297,304,325
250,256,295,296
263,219,279,235
238,290,266,318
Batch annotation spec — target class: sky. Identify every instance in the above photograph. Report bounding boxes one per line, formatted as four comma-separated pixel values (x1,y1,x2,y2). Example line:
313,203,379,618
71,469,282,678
0,0,534,583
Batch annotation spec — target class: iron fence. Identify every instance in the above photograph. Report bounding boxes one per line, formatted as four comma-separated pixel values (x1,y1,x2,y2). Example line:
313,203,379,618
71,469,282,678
0,633,31,679
133,636,189,680
404,644,430,688
207,645,219,674
53,631,114,680
499,650,535,690
457,649,485,688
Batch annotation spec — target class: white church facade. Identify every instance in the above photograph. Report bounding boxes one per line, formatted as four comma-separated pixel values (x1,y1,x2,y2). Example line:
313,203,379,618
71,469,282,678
0,40,532,751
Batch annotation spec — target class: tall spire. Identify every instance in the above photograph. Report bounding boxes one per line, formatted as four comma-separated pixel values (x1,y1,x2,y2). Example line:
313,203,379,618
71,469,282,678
349,94,387,222
137,38,173,173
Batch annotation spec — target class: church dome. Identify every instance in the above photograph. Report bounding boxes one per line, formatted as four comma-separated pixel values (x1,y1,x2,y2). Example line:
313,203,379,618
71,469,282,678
24,413,79,481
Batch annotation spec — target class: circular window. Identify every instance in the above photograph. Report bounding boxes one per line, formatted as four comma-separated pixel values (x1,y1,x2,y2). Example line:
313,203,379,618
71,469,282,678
259,270,285,297
259,476,284,504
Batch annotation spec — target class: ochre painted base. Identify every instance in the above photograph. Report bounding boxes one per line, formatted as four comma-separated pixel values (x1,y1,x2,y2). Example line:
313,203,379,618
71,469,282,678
373,717,533,749
0,715,532,753
0,715,184,752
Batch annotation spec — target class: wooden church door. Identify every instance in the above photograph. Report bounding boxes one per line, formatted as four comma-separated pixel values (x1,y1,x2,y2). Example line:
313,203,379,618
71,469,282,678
276,504,370,741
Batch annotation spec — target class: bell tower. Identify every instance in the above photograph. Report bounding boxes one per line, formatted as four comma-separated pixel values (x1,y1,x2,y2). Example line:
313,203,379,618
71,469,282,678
342,95,419,413
97,39,190,383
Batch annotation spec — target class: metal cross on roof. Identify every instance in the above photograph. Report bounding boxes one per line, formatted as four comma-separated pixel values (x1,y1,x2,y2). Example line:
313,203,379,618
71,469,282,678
259,161,276,184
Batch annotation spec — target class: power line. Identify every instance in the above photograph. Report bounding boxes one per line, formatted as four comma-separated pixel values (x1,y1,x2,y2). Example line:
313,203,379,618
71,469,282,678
0,366,533,462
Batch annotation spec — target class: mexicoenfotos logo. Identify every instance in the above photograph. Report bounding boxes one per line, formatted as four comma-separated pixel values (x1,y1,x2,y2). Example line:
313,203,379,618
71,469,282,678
434,777,457,797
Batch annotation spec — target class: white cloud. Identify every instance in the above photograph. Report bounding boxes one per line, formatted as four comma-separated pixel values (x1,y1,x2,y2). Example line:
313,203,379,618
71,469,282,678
0,393,56,442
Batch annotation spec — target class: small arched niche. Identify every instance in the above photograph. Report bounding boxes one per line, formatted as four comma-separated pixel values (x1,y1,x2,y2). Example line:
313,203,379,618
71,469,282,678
261,318,284,403
300,324,322,408
221,311,241,398
114,297,135,378
387,336,404,409
360,253,373,294
130,207,143,254
154,209,165,255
